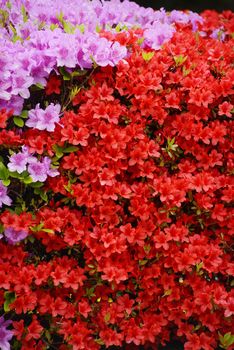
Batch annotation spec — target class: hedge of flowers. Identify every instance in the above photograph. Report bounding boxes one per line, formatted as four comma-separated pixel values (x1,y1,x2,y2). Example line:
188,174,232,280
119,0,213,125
0,0,234,349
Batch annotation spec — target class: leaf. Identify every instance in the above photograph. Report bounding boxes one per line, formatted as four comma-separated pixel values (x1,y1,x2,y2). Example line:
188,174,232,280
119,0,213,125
35,83,44,89
53,144,64,158
2,179,10,186
142,51,155,62
196,262,203,273
63,146,79,153
27,235,35,243
71,70,87,78
23,176,33,184
0,162,9,180
219,332,234,349
21,5,28,22
34,188,48,201
30,181,44,188
104,312,110,323
13,117,24,127
30,222,44,232
63,20,75,34
95,339,105,345
162,289,172,297
143,245,151,254
59,67,71,81
137,37,145,45
76,24,85,33
139,259,148,266
50,23,59,31
174,55,187,66
4,292,16,312
20,110,28,119
42,228,55,234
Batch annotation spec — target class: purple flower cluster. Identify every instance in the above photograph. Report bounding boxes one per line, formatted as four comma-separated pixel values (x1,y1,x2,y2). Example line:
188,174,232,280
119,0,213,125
28,157,59,182
26,103,61,131
0,316,13,350
0,181,12,209
2,227,28,245
8,146,59,182
0,0,203,115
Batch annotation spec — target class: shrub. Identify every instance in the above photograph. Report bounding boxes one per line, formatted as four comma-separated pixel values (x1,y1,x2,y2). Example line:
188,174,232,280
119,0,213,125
0,1,233,349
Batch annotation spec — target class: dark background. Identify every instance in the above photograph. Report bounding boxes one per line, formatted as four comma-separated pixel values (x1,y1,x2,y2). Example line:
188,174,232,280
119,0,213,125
134,0,234,12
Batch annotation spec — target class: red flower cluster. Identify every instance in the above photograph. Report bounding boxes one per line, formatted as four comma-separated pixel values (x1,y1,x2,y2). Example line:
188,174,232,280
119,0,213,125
0,10,233,350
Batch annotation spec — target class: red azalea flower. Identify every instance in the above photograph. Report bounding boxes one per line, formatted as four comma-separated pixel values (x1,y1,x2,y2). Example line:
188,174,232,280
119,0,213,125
45,75,61,95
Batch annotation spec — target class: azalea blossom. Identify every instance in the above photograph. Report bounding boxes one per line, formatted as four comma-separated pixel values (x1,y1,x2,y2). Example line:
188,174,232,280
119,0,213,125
4,227,28,245
0,181,12,208
26,103,61,132
0,316,13,350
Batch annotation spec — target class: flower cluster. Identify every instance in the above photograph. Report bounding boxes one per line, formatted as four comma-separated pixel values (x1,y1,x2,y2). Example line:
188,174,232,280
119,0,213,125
0,0,203,115
7,146,59,182
0,1,233,350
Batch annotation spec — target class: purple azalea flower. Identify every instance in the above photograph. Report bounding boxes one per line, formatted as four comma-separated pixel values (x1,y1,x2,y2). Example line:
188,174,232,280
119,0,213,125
4,227,28,245
210,28,226,41
109,41,128,66
8,146,35,173
8,152,28,173
144,23,175,50
0,95,24,115
27,159,48,182
0,316,13,350
0,181,12,208
42,157,60,177
36,103,61,132
26,103,61,132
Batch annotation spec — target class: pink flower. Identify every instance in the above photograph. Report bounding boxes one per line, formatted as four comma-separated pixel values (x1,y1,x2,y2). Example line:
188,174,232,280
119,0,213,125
0,181,12,208
4,227,28,245
26,103,61,132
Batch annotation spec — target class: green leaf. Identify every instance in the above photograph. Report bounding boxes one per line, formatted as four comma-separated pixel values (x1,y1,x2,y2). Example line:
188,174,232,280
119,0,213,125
42,228,54,234
143,245,151,254
95,25,101,33
35,83,44,89
6,1,12,9
30,181,44,188
50,23,59,31
53,144,64,158
63,146,79,153
139,259,148,266
76,24,85,33
137,37,145,45
34,188,48,201
27,235,35,243
104,312,110,323
196,261,203,273
0,162,9,180
59,67,71,81
71,69,87,78
9,171,22,179
2,179,10,186
142,51,155,62
13,117,24,127
95,339,105,346
23,176,33,184
20,110,28,118
219,332,234,349
4,292,16,312
30,222,44,232
173,54,187,66
162,289,172,297
63,20,75,34
21,5,28,22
